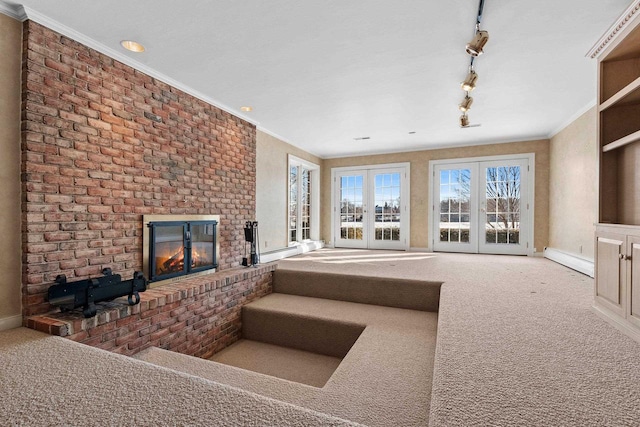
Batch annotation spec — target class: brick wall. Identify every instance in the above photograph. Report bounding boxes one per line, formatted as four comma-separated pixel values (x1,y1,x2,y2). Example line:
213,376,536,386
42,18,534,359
28,265,275,357
21,21,257,317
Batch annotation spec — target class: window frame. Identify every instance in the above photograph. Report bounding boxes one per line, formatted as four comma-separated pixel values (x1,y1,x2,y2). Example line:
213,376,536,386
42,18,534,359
288,155,320,245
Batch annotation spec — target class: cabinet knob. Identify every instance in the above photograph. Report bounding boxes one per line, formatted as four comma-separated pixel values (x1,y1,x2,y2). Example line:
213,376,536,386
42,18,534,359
619,253,624,259
625,255,633,261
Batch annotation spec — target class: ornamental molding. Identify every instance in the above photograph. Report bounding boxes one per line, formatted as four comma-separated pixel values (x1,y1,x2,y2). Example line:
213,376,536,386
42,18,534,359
587,1,640,58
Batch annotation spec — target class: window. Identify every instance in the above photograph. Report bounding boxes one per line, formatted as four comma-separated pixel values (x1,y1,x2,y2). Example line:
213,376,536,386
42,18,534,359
288,155,319,244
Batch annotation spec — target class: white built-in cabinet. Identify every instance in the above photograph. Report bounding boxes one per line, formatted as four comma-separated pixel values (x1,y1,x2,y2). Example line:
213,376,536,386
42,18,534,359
593,3,640,342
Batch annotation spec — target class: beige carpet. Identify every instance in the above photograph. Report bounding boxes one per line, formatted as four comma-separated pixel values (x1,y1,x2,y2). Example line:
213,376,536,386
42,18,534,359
0,327,359,426
210,339,343,387
137,293,438,427
278,249,640,426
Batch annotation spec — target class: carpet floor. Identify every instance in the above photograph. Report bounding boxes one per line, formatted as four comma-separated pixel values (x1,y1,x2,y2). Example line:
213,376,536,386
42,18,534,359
5,249,639,426
137,292,438,426
278,249,640,426
0,327,359,426
210,339,343,387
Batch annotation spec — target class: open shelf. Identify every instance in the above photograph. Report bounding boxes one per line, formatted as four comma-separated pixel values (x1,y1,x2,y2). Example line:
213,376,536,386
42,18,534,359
600,141,640,226
600,76,640,111
602,129,640,152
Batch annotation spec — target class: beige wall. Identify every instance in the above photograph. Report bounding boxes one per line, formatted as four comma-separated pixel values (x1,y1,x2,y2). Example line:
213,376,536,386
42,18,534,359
322,139,550,251
0,14,23,328
549,108,597,260
256,130,322,253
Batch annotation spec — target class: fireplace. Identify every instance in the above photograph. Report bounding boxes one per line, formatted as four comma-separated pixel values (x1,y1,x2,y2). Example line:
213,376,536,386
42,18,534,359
143,215,220,286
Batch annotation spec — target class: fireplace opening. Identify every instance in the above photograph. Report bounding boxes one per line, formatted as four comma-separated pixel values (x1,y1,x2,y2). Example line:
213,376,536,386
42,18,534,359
144,215,220,284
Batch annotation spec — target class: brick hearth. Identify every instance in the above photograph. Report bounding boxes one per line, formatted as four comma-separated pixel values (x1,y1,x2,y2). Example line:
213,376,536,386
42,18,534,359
28,265,275,357
20,20,264,357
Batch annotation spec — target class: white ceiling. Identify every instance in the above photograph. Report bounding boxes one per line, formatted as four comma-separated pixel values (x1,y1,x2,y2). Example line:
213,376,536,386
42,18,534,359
0,0,631,158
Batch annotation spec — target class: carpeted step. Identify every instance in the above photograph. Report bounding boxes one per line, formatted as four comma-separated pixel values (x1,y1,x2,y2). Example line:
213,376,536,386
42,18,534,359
273,269,442,311
242,302,365,358
210,339,342,387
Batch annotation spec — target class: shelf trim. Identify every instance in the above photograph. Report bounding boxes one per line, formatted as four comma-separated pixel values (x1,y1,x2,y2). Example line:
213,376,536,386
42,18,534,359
602,129,640,152
600,76,640,111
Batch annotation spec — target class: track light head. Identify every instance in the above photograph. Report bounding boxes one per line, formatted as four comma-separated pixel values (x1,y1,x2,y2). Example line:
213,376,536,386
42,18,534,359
459,95,473,112
459,114,470,127
461,70,478,92
466,30,489,56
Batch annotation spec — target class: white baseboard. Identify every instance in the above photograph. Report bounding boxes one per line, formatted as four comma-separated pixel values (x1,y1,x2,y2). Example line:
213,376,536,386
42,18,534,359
0,314,22,332
259,241,324,263
544,247,594,277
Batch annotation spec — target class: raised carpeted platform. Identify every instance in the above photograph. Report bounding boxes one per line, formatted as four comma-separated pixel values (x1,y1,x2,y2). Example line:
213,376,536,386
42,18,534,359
0,327,359,426
277,249,640,426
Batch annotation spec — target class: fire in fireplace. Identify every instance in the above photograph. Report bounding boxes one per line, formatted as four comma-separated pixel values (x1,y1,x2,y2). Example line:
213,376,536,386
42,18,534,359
143,215,220,284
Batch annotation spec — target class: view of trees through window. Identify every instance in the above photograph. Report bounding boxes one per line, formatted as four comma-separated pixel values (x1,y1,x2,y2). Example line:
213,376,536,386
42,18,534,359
439,166,521,244
340,173,401,241
289,163,312,243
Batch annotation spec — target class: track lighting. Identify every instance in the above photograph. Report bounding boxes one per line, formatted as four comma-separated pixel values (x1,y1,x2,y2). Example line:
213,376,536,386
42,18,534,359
459,95,473,112
461,70,478,92
466,30,489,56
457,0,488,128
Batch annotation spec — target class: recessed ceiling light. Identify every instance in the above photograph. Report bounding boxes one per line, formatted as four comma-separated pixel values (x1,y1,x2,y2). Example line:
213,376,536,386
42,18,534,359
120,40,145,53
240,106,253,112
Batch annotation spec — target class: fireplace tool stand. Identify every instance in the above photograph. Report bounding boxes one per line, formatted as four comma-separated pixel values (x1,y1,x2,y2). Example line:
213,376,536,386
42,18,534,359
242,221,260,267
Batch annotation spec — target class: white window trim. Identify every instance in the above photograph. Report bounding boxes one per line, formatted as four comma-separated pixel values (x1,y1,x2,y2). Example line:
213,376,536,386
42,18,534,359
330,162,410,250
427,153,536,255
288,155,320,245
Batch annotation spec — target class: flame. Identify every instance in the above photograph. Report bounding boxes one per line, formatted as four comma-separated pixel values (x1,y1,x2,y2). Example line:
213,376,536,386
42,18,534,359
155,242,212,277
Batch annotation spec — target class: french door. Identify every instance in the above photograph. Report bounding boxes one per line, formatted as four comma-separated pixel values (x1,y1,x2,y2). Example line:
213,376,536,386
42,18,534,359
432,156,532,255
333,165,409,250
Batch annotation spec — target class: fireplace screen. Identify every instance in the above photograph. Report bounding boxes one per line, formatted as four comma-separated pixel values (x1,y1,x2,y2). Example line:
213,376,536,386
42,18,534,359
148,220,218,282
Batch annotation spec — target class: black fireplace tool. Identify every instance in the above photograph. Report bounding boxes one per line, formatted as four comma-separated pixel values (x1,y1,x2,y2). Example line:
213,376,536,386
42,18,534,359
242,221,260,267
47,268,147,318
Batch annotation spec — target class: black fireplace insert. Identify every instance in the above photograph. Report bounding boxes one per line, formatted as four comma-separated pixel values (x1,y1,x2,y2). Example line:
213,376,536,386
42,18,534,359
147,220,218,282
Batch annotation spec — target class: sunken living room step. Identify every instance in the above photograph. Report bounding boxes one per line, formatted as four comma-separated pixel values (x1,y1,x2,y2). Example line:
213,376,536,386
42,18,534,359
242,304,365,358
272,269,442,312
137,292,437,427
210,339,343,387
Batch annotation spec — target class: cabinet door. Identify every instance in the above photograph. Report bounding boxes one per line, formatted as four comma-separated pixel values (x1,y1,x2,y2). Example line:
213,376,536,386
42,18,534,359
627,237,640,328
595,232,626,317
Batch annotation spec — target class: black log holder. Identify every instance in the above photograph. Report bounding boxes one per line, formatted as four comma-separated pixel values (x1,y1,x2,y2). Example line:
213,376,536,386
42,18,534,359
47,268,148,318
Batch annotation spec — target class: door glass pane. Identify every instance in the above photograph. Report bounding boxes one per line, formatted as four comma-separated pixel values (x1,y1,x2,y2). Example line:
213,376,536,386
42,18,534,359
301,168,311,240
154,225,185,277
374,172,401,241
485,166,520,244
439,168,471,243
340,175,364,240
289,166,297,242
190,223,215,269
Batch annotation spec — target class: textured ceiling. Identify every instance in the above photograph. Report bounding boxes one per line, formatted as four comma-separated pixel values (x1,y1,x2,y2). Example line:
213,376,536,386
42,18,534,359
0,0,631,157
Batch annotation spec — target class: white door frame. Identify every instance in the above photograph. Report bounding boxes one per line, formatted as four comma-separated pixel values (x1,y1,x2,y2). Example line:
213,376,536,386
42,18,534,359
331,163,410,250
428,153,535,255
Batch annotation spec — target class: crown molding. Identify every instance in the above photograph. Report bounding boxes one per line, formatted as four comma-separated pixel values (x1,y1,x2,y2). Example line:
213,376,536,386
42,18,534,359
548,99,597,139
0,1,26,20
17,5,260,127
586,0,640,59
